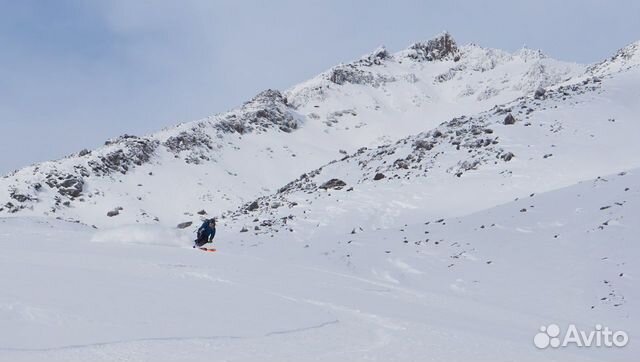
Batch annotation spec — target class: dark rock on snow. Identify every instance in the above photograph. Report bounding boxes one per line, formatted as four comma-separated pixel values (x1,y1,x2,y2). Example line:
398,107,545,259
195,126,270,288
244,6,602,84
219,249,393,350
247,200,260,211
407,32,460,62
503,113,517,125
501,152,515,161
319,178,347,190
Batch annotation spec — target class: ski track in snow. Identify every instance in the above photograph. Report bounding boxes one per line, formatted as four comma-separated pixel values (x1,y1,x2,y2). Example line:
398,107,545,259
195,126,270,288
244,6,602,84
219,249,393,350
0,320,341,352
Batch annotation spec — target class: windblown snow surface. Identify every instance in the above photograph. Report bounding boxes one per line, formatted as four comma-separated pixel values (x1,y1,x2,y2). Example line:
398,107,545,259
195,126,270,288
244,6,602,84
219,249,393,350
1,35,639,361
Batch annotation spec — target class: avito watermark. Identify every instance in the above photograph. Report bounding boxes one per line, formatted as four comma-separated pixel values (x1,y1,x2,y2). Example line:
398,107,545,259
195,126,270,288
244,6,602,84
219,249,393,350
534,324,628,349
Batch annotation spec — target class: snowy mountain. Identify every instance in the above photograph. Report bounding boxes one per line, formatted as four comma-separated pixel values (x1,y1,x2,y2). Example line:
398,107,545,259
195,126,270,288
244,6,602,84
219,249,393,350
227,56,640,237
1,33,640,361
0,33,584,228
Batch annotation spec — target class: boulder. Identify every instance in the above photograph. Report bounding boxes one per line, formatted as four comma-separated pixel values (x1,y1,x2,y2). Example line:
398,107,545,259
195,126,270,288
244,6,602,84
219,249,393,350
501,152,515,162
534,87,546,99
59,178,84,198
177,221,193,229
413,139,433,150
45,173,84,198
319,178,347,190
9,192,30,203
247,200,259,211
503,113,517,125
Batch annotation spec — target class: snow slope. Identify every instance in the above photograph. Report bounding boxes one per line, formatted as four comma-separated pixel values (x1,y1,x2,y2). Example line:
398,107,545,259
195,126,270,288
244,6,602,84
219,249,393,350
1,168,637,361
0,33,583,228
1,35,639,361
227,58,640,236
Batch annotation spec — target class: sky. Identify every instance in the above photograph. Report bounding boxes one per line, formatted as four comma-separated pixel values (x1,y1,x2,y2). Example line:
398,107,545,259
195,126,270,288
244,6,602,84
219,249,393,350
1,0,639,175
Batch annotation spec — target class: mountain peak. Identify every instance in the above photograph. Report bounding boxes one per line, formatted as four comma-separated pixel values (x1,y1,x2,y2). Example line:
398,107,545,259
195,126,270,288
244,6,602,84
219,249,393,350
244,89,287,108
357,46,391,66
217,88,297,135
608,40,640,66
406,32,460,62
515,46,547,62
588,40,640,76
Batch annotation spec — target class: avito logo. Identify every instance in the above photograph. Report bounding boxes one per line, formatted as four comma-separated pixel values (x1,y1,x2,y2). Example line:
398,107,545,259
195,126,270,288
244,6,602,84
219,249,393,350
534,324,628,349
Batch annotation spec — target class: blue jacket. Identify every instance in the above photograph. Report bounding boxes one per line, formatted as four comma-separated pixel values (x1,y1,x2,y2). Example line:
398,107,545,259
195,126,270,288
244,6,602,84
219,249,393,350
198,220,216,241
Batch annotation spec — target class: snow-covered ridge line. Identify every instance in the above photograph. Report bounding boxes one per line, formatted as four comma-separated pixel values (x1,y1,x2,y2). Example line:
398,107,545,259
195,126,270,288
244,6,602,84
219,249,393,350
0,32,583,180
227,73,609,231
587,40,640,76
0,88,299,213
1,34,636,227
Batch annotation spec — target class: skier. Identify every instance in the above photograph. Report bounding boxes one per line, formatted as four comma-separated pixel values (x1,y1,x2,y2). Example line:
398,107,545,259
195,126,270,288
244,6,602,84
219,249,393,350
194,218,216,248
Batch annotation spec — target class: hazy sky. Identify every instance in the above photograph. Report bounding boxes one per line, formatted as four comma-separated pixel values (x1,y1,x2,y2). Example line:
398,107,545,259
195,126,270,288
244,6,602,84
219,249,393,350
1,0,639,174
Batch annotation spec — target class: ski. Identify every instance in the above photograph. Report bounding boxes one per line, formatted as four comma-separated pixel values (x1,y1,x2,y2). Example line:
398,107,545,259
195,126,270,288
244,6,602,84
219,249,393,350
198,247,217,252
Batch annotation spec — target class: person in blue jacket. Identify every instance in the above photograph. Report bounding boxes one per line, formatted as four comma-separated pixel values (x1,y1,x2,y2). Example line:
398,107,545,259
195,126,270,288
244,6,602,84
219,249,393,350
194,218,216,247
